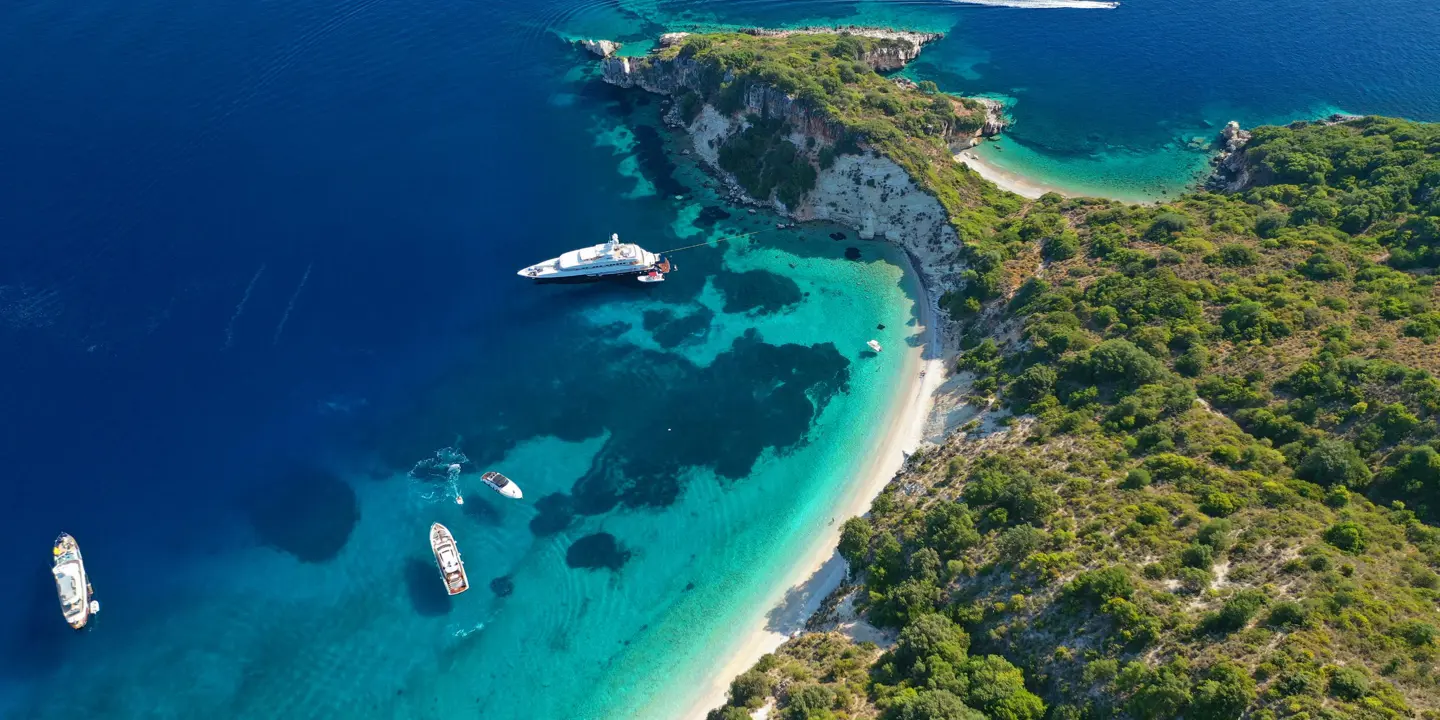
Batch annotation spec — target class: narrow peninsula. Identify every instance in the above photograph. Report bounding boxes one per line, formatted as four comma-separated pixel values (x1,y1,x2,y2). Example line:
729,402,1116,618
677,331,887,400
598,28,1440,720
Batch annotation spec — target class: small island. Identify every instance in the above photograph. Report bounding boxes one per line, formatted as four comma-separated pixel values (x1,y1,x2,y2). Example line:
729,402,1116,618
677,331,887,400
597,28,1440,720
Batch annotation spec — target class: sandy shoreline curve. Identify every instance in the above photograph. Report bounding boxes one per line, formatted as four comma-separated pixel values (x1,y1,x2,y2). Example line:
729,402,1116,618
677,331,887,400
954,147,1071,199
676,252,949,720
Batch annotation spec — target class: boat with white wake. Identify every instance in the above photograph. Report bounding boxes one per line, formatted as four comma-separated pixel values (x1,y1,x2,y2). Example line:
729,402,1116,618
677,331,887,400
52,533,99,629
518,234,670,284
430,523,469,596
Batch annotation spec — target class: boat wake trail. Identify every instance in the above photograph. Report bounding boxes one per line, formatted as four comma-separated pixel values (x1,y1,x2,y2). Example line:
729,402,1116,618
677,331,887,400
410,446,470,504
0,284,63,330
272,263,313,346
223,264,266,349
448,620,486,639
947,0,1118,8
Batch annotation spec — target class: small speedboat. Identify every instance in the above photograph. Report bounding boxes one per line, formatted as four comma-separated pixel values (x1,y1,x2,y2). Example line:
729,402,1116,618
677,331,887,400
867,340,883,353
482,471,524,499
430,523,469,596
52,533,99,629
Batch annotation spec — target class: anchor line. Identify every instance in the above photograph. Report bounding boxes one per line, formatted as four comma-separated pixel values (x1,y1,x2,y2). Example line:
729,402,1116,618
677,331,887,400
656,228,768,256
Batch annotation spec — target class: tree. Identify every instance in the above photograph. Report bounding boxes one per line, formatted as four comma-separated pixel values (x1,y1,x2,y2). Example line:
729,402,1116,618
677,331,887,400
729,670,775,708
838,517,873,568
895,614,970,671
1072,339,1168,390
964,655,1046,720
1008,364,1057,411
1189,663,1255,720
884,689,986,720
1327,666,1370,701
1123,661,1192,720
1209,589,1267,633
709,706,755,720
1297,439,1372,488
785,684,838,720
1324,521,1367,554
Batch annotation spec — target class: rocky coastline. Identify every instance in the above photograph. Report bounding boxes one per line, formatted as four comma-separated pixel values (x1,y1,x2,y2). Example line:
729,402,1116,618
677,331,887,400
1204,112,1365,192
599,29,1005,295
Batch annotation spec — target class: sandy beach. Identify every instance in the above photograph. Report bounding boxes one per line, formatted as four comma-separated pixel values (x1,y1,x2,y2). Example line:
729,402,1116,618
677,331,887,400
954,147,1073,199
677,253,950,720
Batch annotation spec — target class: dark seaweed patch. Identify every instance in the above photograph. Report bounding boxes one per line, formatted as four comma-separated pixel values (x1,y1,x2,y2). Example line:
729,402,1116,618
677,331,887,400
565,532,631,571
245,465,358,563
650,307,713,349
630,124,686,198
844,247,862,260
490,575,514,597
694,206,733,228
712,270,803,315
353,315,849,541
829,232,847,240
530,493,577,537
403,557,452,617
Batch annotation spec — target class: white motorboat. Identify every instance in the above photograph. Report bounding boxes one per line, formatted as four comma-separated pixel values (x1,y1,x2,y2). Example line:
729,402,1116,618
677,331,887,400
867,340,883,353
52,533,99,629
518,234,670,284
430,523,469,596
482,471,523,499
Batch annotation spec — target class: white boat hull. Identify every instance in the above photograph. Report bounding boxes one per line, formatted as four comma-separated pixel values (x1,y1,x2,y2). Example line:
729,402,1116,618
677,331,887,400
482,471,523,499
52,533,97,630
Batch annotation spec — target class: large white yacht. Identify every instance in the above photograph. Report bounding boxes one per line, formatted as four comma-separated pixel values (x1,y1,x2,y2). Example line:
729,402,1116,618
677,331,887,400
518,234,670,284
430,523,469,596
52,533,99,629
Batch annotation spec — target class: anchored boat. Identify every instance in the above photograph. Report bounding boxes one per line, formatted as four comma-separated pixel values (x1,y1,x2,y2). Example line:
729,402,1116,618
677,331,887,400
52,533,99,629
481,471,523,499
430,523,469,596
518,234,670,284
867,340,883,353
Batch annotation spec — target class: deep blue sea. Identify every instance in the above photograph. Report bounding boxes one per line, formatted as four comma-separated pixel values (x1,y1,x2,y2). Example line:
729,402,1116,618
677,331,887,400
1,0,1437,716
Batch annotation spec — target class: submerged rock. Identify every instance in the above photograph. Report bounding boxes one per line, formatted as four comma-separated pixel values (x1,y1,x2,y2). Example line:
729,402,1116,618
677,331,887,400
845,247,862,260
566,532,632,571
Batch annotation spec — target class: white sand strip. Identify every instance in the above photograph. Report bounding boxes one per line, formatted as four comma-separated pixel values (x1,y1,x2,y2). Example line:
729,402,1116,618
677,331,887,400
954,147,1073,199
677,253,948,720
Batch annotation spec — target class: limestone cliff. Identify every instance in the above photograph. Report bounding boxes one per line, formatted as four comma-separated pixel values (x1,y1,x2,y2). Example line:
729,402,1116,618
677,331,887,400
599,29,993,289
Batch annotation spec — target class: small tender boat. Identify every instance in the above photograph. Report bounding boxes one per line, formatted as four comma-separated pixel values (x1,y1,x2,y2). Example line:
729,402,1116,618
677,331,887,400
482,471,524,499
52,533,99,629
430,523,469,596
867,340,883,353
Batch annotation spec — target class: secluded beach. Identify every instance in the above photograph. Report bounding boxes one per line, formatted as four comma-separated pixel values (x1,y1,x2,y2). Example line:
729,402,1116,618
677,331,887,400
954,146,1071,199
678,253,950,720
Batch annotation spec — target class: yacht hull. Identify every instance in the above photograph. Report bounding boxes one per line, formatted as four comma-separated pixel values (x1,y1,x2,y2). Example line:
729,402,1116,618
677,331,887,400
430,523,469,596
527,269,652,284
52,533,96,630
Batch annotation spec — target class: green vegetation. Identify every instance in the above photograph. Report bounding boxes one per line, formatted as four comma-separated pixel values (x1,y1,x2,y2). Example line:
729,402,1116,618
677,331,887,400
666,30,1440,720
654,32,1019,230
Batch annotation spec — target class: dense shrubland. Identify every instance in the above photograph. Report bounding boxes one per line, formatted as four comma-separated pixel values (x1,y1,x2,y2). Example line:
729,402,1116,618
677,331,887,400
702,59,1440,718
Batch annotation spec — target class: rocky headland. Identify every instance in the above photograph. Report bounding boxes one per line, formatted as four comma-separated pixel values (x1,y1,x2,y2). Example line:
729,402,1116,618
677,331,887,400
599,29,1009,295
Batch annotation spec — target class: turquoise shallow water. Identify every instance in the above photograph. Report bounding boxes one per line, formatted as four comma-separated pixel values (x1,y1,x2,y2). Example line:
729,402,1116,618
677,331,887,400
3,0,1438,716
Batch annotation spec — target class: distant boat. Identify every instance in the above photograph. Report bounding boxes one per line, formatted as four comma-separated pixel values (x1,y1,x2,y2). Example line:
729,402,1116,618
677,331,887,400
52,533,99,629
867,340,883,353
482,471,523,499
518,234,670,284
430,523,469,596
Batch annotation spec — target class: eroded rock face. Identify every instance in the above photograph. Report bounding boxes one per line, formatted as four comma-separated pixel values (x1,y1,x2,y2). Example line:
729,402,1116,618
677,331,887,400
577,39,620,58
658,32,691,47
1206,120,1255,192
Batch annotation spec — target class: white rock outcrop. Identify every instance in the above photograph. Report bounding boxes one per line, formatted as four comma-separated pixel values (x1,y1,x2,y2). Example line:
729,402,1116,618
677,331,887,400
577,39,621,58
